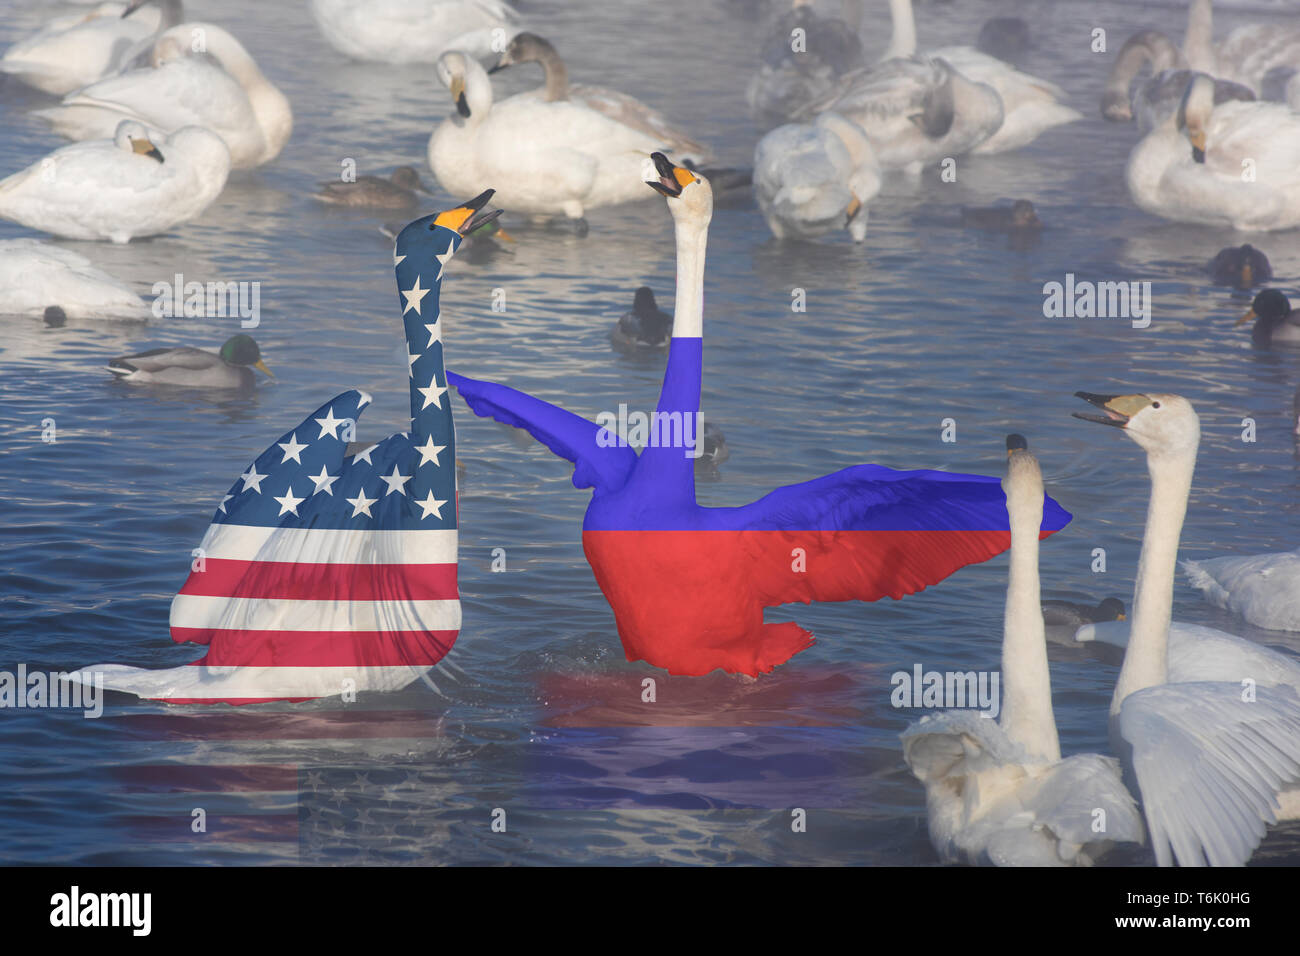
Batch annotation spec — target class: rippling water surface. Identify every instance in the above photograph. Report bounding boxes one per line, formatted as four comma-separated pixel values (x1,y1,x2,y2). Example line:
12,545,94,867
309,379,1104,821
3,0,1300,865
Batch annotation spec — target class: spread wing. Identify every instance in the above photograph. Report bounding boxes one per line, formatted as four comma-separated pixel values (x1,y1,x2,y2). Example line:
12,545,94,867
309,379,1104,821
1120,681,1300,866
447,370,637,492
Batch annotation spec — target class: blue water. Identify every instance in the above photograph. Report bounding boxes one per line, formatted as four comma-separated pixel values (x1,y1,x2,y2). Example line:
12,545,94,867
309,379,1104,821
2,0,1300,865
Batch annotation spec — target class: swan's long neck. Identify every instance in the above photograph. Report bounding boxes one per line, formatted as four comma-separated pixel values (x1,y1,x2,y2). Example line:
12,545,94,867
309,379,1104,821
669,216,707,342
1105,31,1183,102
999,461,1061,763
1183,0,1216,73
1110,445,1196,716
884,0,917,59
641,208,709,492
535,46,569,102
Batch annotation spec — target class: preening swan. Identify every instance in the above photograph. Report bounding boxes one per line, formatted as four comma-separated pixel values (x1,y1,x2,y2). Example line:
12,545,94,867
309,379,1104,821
1125,74,1300,231
799,55,1002,174
1102,30,1254,130
429,53,705,227
882,0,1081,155
0,239,149,320
489,32,711,165
35,22,292,170
1236,290,1300,347
0,0,181,96
0,120,229,243
901,435,1144,867
753,111,881,242
746,0,864,127
446,153,1072,676
107,334,273,389
1185,549,1300,632
309,0,518,64
1073,391,1300,865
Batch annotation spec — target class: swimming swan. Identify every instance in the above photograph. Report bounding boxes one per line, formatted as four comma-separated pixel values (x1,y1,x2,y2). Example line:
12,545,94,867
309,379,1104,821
1073,391,1300,865
902,435,1145,867
882,0,1081,154
753,111,881,242
309,0,518,64
1125,74,1300,231
444,153,1072,676
36,22,292,170
0,120,229,243
0,239,149,320
428,53,705,227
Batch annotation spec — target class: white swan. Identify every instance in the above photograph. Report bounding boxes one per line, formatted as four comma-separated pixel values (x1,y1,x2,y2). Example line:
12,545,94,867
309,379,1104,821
882,0,1081,154
1183,0,1300,95
35,23,292,170
0,239,149,320
0,0,181,96
753,111,880,242
1182,551,1300,633
1073,391,1300,865
0,120,229,243
489,33,711,165
1102,30,1255,130
798,55,1002,174
1125,74,1300,231
309,0,517,64
901,435,1145,867
428,51,703,226
746,0,864,127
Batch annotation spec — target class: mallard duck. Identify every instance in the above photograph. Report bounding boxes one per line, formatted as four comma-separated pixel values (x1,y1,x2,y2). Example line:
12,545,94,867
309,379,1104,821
1237,289,1300,347
107,333,272,388
960,198,1040,230
316,166,428,208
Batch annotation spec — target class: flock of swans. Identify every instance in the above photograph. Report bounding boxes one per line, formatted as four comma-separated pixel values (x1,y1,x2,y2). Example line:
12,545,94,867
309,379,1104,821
2,0,1300,867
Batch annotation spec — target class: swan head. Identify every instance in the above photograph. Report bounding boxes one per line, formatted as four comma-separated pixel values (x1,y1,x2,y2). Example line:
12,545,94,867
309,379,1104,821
112,120,163,163
1175,74,1216,163
437,51,488,119
396,190,502,265
1003,434,1045,509
645,152,713,225
1073,392,1200,458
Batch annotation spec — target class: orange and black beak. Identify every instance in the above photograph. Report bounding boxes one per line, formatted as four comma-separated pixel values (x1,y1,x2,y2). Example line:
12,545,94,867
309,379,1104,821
645,152,695,198
434,189,502,235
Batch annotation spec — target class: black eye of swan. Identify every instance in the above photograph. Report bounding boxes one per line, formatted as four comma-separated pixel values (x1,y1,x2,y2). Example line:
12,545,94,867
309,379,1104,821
1152,401,1161,408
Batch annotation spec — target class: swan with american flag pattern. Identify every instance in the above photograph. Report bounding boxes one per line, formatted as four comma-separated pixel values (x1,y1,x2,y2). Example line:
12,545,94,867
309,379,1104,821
65,191,501,705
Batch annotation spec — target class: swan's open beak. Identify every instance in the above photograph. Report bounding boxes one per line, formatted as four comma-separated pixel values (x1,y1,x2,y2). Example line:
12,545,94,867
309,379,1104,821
434,189,502,235
130,137,164,163
1073,392,1152,428
1236,308,1257,327
449,76,470,118
646,152,694,198
254,359,274,380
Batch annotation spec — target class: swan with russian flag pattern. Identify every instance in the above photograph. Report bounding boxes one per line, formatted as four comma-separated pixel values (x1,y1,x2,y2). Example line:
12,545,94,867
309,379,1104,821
447,154,1072,677
65,191,500,705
